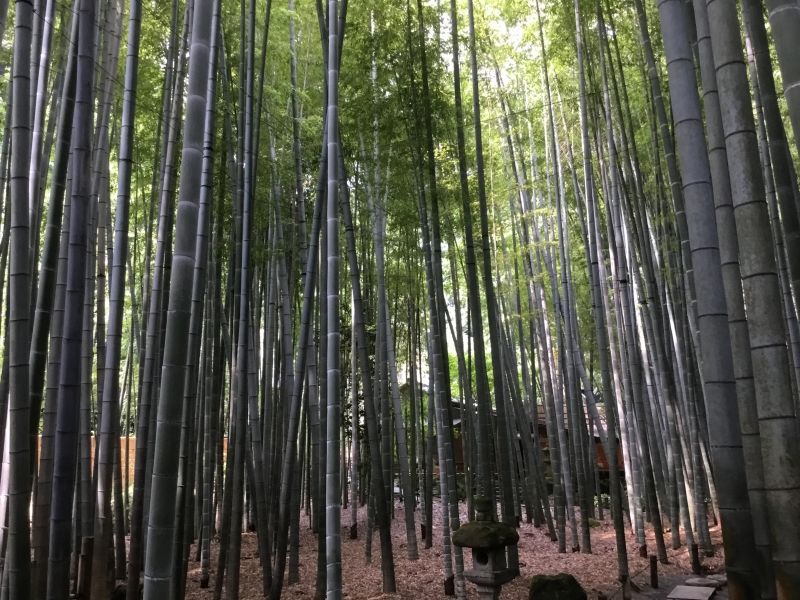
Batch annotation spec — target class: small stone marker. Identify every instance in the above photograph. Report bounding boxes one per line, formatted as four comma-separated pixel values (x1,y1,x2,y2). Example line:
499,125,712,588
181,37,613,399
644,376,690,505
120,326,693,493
667,585,715,600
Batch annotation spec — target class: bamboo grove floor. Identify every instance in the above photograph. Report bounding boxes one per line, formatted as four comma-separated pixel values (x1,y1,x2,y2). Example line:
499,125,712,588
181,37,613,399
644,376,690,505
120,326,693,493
185,500,726,599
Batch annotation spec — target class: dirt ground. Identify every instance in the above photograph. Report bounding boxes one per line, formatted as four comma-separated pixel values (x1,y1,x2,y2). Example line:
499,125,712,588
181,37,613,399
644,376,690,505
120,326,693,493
185,500,725,599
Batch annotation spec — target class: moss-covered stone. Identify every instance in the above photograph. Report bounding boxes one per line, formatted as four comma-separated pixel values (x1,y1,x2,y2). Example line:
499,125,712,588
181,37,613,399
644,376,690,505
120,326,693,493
452,520,519,549
528,573,587,600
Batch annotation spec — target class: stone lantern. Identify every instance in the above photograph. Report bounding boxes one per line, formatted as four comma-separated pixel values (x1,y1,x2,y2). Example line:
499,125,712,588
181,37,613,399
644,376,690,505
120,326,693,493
452,496,519,600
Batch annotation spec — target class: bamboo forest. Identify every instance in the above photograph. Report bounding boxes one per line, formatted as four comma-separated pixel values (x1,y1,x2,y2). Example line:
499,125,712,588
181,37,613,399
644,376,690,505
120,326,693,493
2,0,800,598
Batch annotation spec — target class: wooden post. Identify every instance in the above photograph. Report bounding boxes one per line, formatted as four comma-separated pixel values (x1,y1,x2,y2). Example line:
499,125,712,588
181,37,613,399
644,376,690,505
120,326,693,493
691,542,702,574
444,574,455,596
649,554,658,589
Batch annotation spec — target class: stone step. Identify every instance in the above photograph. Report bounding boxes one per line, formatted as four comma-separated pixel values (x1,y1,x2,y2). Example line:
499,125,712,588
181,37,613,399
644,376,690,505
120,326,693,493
666,585,716,600
685,577,723,589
